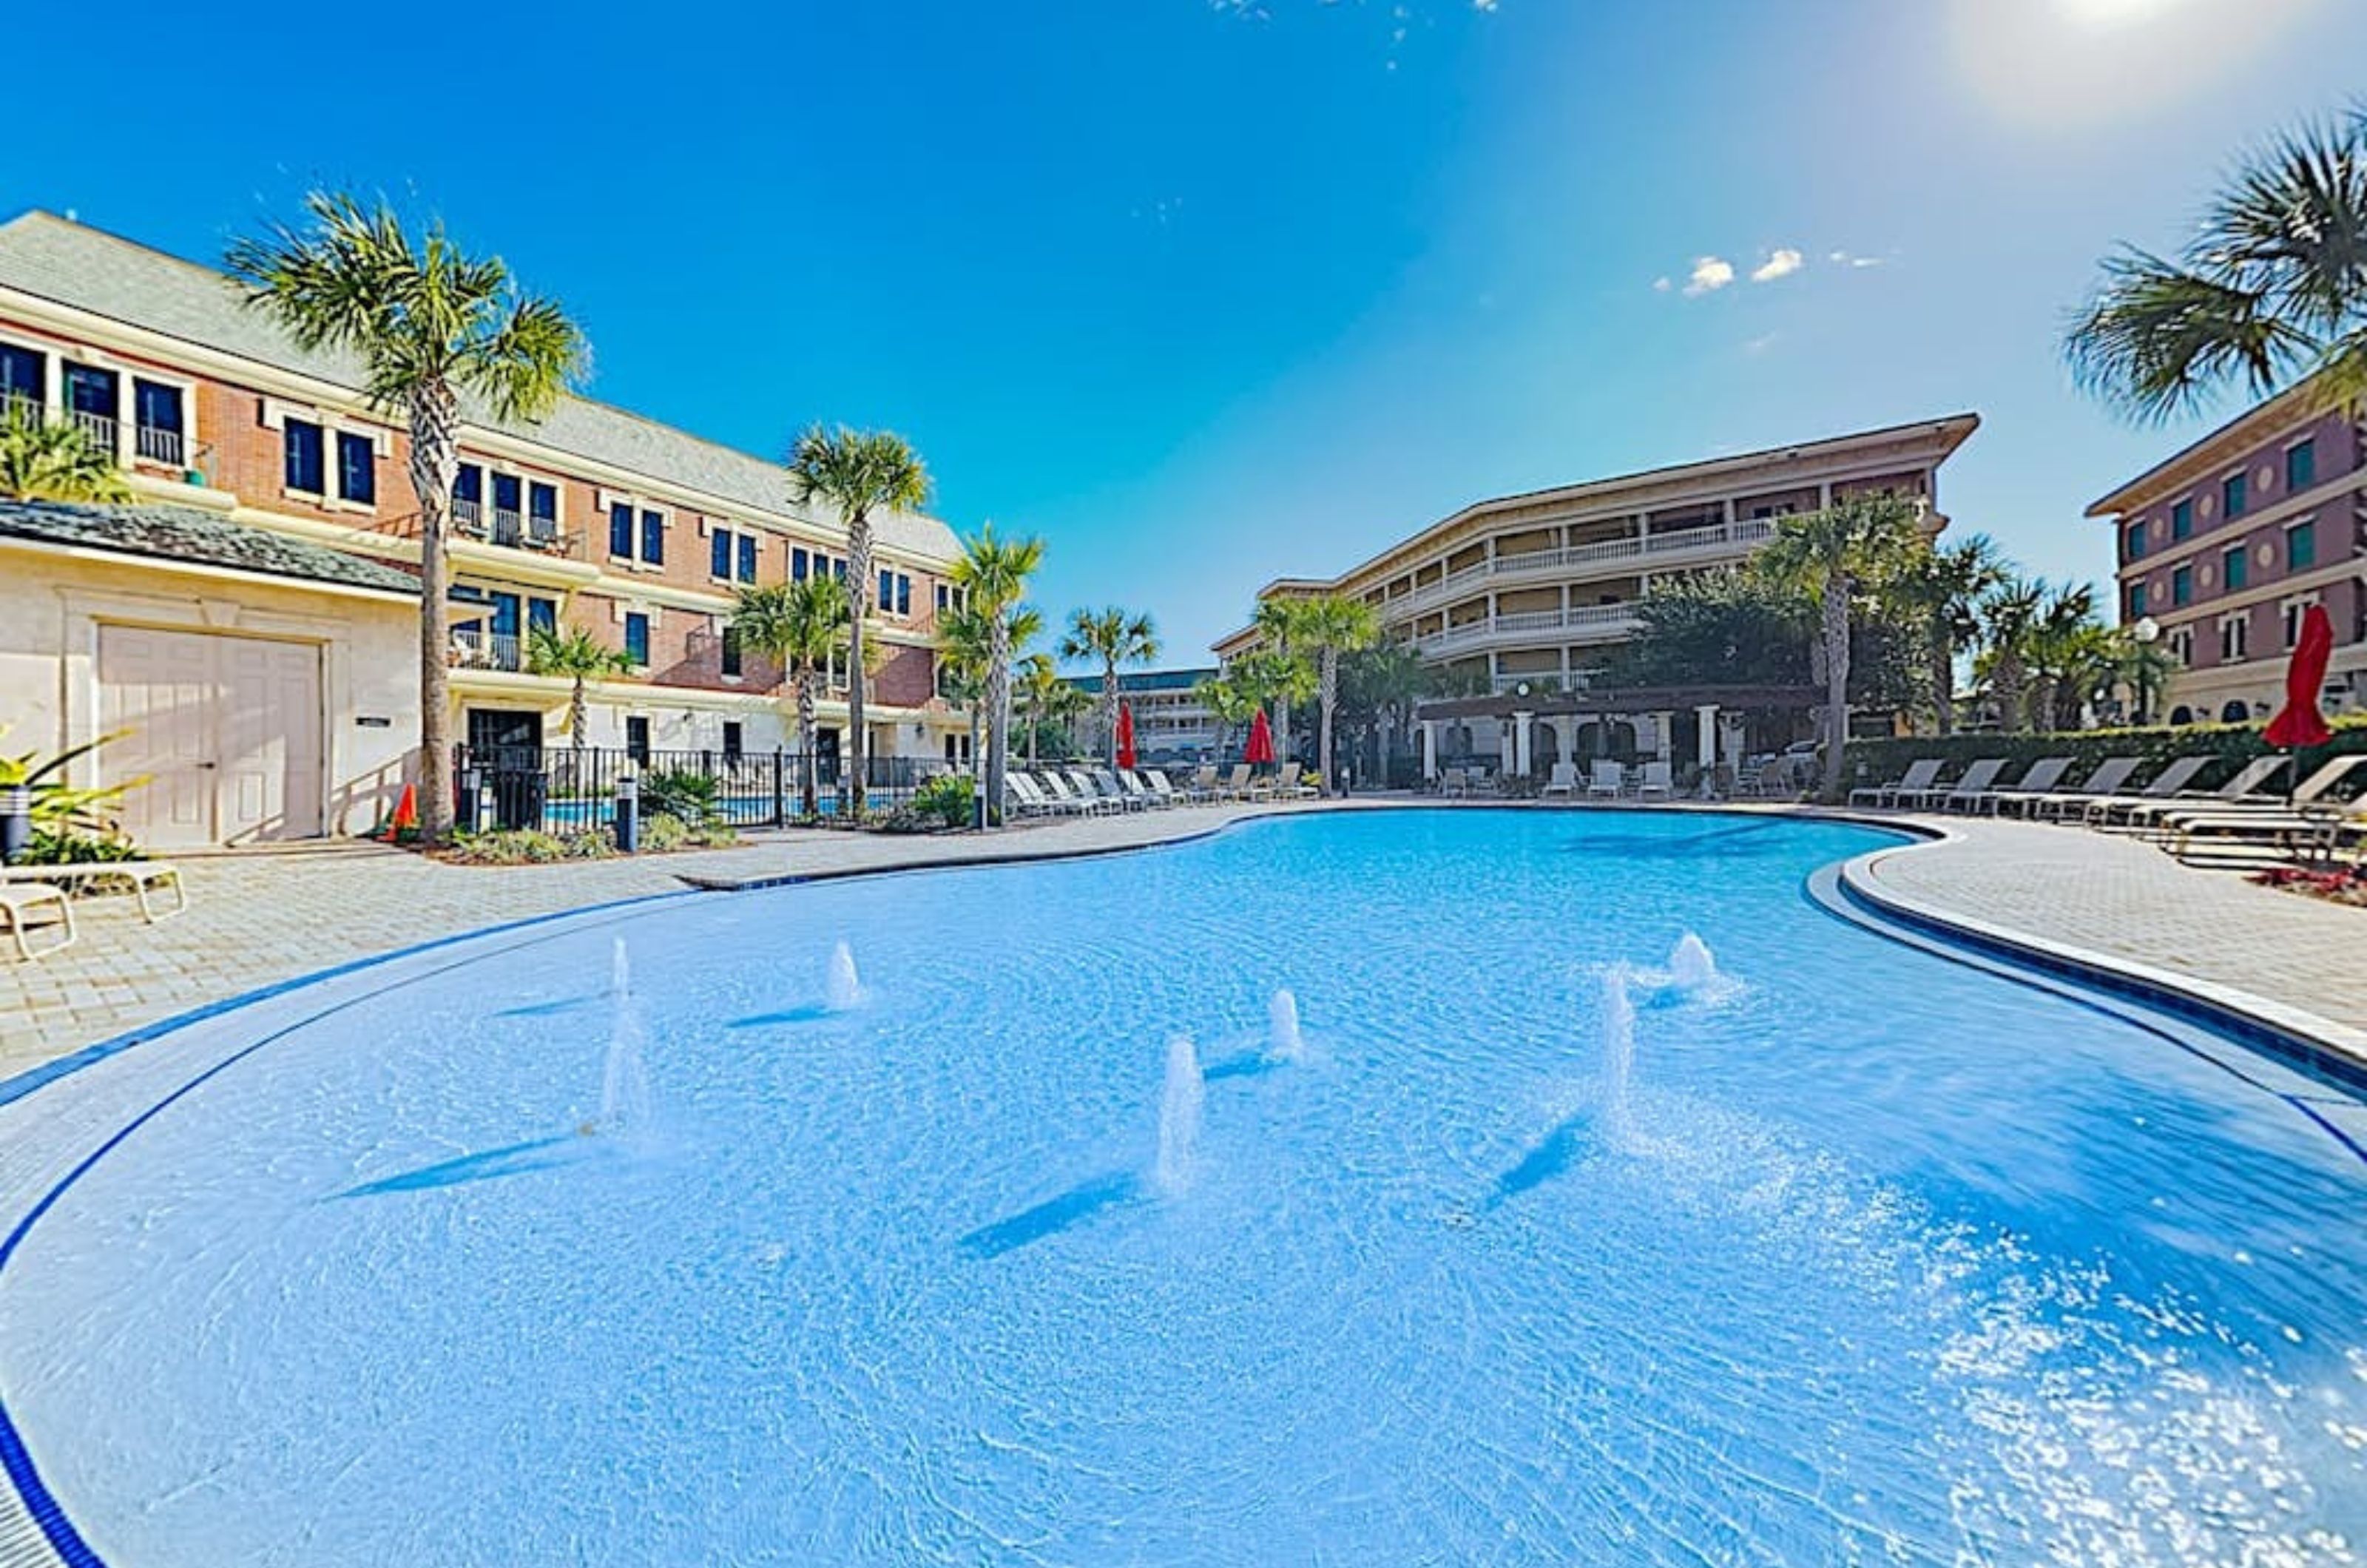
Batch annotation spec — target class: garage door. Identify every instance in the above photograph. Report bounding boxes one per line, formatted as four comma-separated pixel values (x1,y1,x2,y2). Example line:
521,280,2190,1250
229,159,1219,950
97,626,325,848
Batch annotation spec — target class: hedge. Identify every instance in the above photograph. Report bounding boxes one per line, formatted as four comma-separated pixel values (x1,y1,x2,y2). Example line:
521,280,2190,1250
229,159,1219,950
1842,715,2367,794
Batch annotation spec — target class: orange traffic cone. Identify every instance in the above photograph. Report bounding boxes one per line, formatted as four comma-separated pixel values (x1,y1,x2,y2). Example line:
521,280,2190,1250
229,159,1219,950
384,783,419,839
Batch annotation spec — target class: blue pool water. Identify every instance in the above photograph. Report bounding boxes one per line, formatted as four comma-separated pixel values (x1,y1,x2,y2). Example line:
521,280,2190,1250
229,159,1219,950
4,810,2365,1565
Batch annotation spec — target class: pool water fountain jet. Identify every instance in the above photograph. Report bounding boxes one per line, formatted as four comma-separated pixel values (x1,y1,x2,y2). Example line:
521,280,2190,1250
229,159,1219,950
585,937,651,1138
1601,965,1638,1152
1152,1035,1205,1197
1267,988,1306,1062
825,941,865,1011
1667,933,1718,993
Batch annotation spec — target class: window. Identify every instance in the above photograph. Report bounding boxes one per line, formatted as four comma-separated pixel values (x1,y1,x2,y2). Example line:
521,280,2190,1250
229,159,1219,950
609,501,634,558
833,557,846,581
283,419,325,493
626,716,650,765
336,430,376,504
0,342,41,411
491,472,522,533
2170,499,2192,540
791,546,809,581
2286,518,2316,570
528,481,559,541
879,569,896,610
2168,626,2194,667
723,720,743,761
2286,439,2316,493
935,582,951,613
527,597,558,635
2171,565,2192,606
2222,473,2246,521
895,573,911,616
624,612,651,666
131,379,185,464
2223,545,2246,592
454,462,484,521
2124,522,2146,562
2220,613,2249,663
640,509,665,565
64,362,118,424
737,533,757,584
2126,582,2147,618
2283,598,2315,649
712,528,735,580
721,625,743,677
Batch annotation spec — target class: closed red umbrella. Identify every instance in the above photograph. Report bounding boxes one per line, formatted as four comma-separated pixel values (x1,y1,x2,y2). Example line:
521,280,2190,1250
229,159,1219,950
1115,703,1138,770
1244,708,1275,766
2263,604,2334,750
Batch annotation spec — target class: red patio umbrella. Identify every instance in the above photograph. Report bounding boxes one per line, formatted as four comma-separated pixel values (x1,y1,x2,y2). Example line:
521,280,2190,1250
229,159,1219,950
2263,604,2335,801
1115,703,1138,770
1244,708,1276,767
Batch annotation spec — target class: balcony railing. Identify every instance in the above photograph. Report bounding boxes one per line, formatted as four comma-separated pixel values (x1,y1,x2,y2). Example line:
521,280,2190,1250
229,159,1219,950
1413,602,1644,655
1391,517,1780,617
449,498,570,553
66,409,118,454
452,496,484,530
135,424,185,466
448,626,524,672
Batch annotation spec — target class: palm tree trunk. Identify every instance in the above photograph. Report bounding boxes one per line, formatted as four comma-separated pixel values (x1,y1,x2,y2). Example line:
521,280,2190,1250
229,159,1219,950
796,673,819,817
844,512,872,817
987,624,1011,826
1319,647,1339,794
1931,624,1956,736
570,675,589,797
408,381,462,843
1820,568,1851,800
1101,663,1119,767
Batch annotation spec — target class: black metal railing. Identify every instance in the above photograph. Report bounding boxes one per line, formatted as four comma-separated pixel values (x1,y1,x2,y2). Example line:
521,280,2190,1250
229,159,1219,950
452,744,937,833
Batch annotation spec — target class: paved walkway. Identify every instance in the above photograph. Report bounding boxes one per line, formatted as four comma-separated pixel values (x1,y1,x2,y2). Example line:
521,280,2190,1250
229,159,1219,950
2,799,2360,1085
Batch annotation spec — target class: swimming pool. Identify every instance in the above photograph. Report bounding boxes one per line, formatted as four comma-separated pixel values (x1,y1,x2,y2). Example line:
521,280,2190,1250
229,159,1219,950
1,810,2362,1564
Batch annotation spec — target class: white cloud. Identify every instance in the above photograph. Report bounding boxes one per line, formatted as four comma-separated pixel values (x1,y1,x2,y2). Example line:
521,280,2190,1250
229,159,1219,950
1681,257,1735,297
1750,247,1804,283
1652,276,1672,293
1742,333,1780,356
1828,249,1886,268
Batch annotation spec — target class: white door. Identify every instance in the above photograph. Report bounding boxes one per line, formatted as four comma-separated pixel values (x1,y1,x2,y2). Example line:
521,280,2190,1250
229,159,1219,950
98,626,325,848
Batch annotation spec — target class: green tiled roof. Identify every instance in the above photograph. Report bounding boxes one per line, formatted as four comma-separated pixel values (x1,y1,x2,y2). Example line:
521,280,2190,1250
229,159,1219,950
0,211,960,561
0,500,420,595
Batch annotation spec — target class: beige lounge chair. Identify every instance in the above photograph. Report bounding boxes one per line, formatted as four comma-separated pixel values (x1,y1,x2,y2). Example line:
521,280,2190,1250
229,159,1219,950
1848,758,1941,808
1541,760,1579,800
1956,756,2075,815
0,882,74,960
2081,756,2214,826
1587,760,1624,799
1438,766,1468,798
2022,757,2141,821
1634,760,1674,801
1216,764,1255,800
0,859,187,922
1899,758,2006,811
2113,755,2288,833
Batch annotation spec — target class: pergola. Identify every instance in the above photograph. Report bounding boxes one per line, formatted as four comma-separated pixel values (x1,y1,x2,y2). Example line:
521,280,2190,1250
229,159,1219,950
1411,683,1823,782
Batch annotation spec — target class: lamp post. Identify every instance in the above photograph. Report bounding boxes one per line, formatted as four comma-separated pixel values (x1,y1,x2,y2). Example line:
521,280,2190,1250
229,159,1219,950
2130,615,2161,726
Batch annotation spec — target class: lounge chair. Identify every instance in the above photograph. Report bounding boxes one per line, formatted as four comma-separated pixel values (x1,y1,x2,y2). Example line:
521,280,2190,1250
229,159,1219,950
2112,755,2289,833
1267,762,1319,800
1080,768,1146,811
1848,758,1942,808
1541,760,1579,800
1141,771,1188,807
1635,760,1674,800
1118,769,1169,808
0,859,186,921
2149,755,2366,837
2022,757,2142,821
0,881,74,960
1041,772,1118,815
1438,766,1469,799
1896,757,2005,811
1181,766,1219,802
2166,796,2367,865
1958,756,2075,816
1587,760,1624,799
1009,774,1087,817
1215,763,1255,801
2079,755,2215,827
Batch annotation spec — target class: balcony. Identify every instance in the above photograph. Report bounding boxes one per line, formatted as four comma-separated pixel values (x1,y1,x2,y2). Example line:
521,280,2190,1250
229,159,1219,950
448,626,525,672
1388,517,1778,617
134,424,185,466
1413,601,1644,657
451,498,571,555
66,408,118,455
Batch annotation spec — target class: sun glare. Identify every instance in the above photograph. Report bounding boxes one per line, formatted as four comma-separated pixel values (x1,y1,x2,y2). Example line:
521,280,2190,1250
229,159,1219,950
1952,0,2327,128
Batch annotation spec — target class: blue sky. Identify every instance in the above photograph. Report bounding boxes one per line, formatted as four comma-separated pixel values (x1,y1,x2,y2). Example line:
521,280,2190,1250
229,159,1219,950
7,0,2365,660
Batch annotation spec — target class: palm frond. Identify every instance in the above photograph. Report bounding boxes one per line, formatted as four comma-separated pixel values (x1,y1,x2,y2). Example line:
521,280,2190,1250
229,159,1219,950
2066,249,2314,423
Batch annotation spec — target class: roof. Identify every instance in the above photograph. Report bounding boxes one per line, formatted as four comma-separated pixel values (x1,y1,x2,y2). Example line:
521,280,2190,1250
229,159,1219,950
0,499,420,595
1066,666,1218,695
0,212,960,561
2083,374,2337,518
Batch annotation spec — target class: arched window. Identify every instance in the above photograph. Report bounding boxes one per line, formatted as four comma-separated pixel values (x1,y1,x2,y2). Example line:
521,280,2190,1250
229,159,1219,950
2168,705,2193,726
2220,700,2250,723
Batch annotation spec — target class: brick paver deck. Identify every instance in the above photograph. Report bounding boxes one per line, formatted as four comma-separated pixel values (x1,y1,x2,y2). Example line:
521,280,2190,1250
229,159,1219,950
2,800,2360,1086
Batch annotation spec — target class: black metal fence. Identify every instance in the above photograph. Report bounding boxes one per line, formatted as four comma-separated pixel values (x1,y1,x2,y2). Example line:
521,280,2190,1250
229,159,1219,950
452,745,938,833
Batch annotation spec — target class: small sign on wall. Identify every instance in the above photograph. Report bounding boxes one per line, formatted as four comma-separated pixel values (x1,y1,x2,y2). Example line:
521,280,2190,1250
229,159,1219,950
356,716,393,729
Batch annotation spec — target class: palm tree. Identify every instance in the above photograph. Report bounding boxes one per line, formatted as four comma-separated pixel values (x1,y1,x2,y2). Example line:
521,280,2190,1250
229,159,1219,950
1890,534,2008,734
784,426,932,817
1017,655,1090,767
948,524,1045,825
2025,583,2106,732
936,605,991,793
730,576,851,816
0,410,134,503
1228,649,1317,755
1192,675,1261,766
1337,641,1427,785
1974,577,2048,732
1059,607,1161,766
2067,109,2367,421
524,624,630,788
1251,598,1314,761
1294,595,1382,792
2110,626,2178,727
1752,492,1926,797
229,193,586,844
941,595,1043,825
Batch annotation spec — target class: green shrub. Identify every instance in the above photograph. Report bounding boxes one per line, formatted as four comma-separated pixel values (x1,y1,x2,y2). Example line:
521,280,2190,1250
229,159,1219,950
448,826,618,865
1843,715,2367,793
639,768,721,825
911,772,976,830
640,811,689,853
13,828,144,865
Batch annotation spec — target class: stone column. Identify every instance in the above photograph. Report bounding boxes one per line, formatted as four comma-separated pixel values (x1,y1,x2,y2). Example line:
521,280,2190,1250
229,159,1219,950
1419,719,1438,783
1695,704,1718,771
1512,710,1535,777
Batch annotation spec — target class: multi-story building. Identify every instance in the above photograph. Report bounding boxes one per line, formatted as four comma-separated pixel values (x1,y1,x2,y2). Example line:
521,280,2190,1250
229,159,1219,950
2088,379,2366,726
1213,415,1979,778
1066,668,1223,761
0,212,968,847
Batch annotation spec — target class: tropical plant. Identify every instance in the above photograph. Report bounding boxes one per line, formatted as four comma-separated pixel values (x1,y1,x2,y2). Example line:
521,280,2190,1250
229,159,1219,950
1973,576,2048,732
2024,583,2111,732
783,426,933,816
1888,535,2009,734
0,408,134,503
948,524,1045,825
936,605,991,786
1608,567,1814,689
1291,595,1381,794
0,724,133,839
1192,674,1262,766
1249,597,1317,762
2110,626,2179,727
525,624,630,774
911,771,976,830
1017,653,1090,767
2067,107,2367,422
1059,606,1161,766
1752,492,1926,797
229,192,586,845
638,767,723,828
1334,641,1427,784
729,575,851,817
